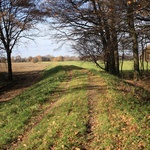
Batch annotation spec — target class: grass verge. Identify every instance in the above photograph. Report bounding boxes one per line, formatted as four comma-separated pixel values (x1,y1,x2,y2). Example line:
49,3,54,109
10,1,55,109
87,71,150,149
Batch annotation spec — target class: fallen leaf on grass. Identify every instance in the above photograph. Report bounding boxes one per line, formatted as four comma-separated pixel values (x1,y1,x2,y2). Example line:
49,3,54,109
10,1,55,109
75,148,80,150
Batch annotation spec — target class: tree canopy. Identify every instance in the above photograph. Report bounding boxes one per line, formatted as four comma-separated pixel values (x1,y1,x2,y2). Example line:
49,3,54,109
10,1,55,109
44,0,150,79
0,0,149,80
0,0,43,80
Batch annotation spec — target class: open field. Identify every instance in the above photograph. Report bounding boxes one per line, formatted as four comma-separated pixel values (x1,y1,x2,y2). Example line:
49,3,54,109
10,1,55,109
0,61,150,149
0,61,98,101
0,61,150,102
0,62,50,101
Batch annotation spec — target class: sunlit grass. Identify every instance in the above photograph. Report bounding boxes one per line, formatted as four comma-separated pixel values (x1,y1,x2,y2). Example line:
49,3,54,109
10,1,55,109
16,68,89,150
48,61,100,71
0,65,67,149
84,67,149,149
0,61,149,149
94,72,150,149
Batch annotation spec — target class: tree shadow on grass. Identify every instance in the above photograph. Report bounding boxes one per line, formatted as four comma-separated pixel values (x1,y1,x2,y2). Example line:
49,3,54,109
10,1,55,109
120,70,150,104
43,65,84,78
49,84,107,96
0,65,85,102
121,70,150,80
112,78,150,107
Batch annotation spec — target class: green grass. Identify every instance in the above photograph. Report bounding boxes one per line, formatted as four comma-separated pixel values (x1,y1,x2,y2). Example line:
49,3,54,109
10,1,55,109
0,61,149,149
0,65,67,149
91,72,150,149
16,68,89,150
49,61,100,71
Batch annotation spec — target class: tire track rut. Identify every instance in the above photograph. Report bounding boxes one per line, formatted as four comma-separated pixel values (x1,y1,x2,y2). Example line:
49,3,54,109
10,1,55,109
84,72,107,149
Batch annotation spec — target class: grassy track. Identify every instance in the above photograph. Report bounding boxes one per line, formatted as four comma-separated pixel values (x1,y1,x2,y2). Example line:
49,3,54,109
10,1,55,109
86,72,150,149
0,65,67,149
14,66,89,150
0,62,149,149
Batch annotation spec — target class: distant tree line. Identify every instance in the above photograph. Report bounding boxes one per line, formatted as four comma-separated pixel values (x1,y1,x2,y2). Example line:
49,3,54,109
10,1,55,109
0,55,79,63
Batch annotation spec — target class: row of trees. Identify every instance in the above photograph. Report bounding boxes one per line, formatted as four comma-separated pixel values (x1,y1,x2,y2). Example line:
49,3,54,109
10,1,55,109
44,0,150,80
0,55,79,63
0,0,149,80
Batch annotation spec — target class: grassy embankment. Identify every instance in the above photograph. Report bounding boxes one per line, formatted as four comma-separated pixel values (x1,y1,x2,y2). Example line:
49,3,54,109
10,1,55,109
0,61,149,149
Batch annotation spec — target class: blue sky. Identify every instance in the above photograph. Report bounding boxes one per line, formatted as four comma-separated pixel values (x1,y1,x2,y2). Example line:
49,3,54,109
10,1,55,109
12,37,73,58
12,24,75,58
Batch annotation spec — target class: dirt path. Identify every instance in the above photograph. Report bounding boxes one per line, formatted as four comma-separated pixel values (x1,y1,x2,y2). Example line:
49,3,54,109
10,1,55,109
12,69,103,150
1,64,149,149
8,68,104,150
84,72,108,149
9,67,74,150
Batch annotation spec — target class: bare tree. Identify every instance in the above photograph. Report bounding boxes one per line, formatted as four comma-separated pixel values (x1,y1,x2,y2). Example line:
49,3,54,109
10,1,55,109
0,0,42,80
125,0,140,80
124,0,150,80
44,0,121,75
44,0,149,79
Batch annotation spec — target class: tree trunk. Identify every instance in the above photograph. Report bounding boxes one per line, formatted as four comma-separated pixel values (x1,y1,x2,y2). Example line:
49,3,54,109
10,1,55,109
103,44,117,76
112,30,120,76
110,0,120,77
133,34,140,80
109,47,116,75
127,3,140,80
6,50,13,81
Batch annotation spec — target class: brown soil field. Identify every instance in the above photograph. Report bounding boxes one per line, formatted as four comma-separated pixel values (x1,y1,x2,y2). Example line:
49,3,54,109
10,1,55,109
0,62,50,102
